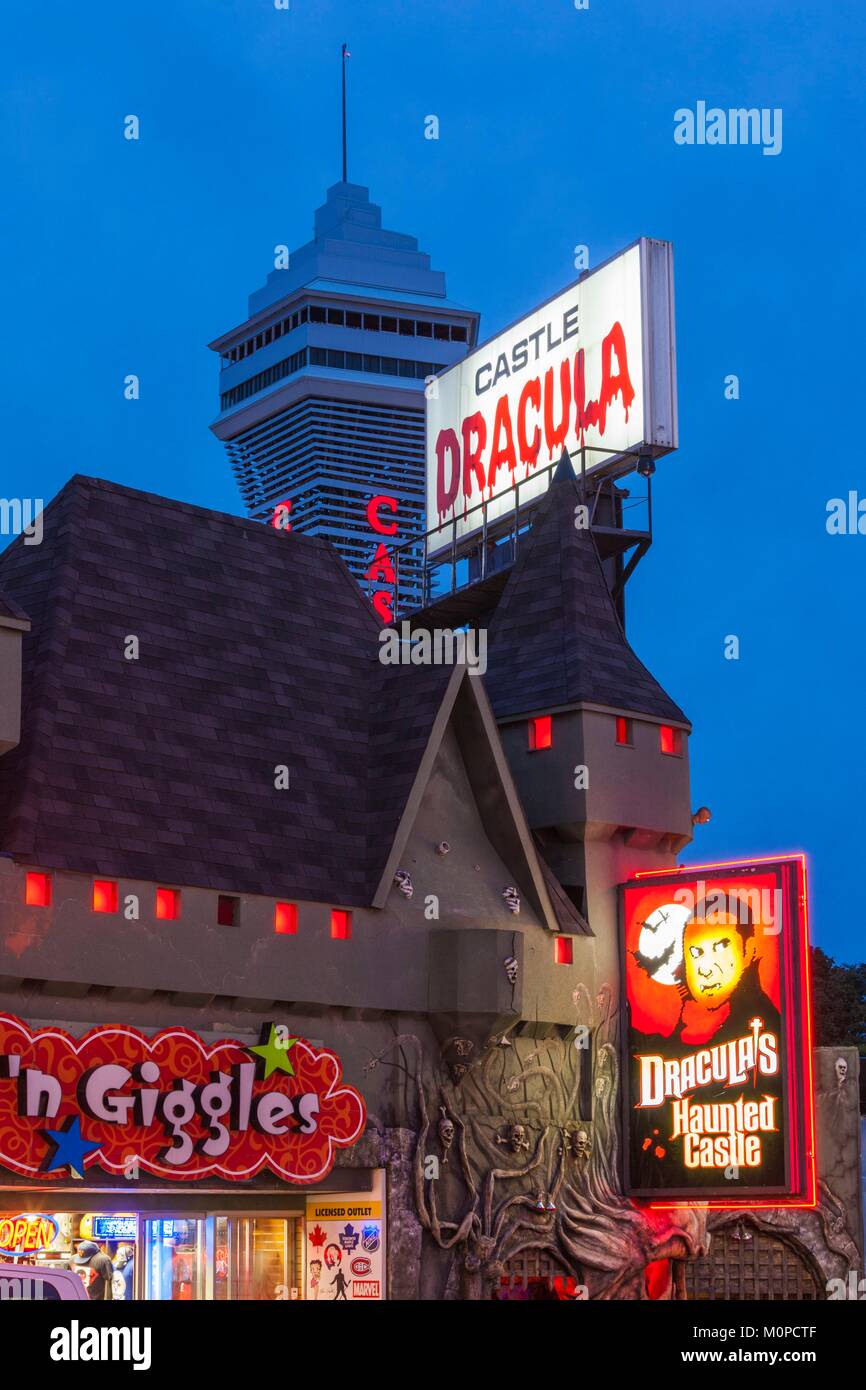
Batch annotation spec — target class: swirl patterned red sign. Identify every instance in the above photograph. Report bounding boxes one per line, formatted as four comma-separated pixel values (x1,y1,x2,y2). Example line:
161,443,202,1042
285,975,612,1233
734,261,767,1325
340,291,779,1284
0,1014,366,1184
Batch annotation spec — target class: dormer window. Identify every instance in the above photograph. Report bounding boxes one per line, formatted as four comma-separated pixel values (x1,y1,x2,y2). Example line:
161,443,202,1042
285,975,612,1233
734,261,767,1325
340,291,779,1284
660,725,682,756
528,716,552,751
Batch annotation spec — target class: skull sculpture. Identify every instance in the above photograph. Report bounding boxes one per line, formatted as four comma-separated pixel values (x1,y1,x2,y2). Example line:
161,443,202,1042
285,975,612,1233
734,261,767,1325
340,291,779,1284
438,1107,455,1163
496,1122,530,1154
572,1128,592,1162
503,956,518,986
394,869,414,899
835,1056,849,1087
502,886,521,915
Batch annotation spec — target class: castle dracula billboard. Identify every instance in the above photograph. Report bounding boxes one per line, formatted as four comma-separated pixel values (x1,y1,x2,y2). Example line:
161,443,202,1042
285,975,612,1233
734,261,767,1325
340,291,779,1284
620,857,815,1206
426,238,677,558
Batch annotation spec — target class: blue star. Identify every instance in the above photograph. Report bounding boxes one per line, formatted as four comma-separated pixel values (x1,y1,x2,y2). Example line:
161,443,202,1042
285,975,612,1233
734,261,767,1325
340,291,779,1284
40,1115,99,1177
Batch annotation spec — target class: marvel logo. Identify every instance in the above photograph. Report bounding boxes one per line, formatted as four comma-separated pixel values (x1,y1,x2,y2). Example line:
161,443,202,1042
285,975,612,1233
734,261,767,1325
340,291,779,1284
352,1279,380,1299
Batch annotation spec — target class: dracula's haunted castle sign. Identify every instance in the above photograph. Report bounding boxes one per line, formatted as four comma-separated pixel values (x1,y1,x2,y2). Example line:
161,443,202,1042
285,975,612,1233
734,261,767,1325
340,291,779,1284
621,857,814,1205
0,1016,365,1184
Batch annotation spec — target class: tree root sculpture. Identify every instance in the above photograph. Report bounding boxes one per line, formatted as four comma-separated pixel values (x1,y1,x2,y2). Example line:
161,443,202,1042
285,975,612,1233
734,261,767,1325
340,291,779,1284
365,992,707,1299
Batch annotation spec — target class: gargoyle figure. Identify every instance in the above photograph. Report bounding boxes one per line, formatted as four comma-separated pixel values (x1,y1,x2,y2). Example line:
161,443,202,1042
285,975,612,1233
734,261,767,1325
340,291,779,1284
394,869,414,899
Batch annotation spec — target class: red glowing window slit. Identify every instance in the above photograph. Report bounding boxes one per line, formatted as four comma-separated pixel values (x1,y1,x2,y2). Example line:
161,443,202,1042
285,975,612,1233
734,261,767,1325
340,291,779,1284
659,725,681,755
274,902,298,935
156,888,180,921
554,936,573,965
217,895,238,927
615,716,631,745
528,716,552,751
92,880,118,913
331,909,352,940
25,872,52,907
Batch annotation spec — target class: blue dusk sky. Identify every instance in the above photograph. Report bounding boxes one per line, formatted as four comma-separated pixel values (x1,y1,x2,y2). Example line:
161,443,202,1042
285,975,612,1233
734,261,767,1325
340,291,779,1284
2,1,863,961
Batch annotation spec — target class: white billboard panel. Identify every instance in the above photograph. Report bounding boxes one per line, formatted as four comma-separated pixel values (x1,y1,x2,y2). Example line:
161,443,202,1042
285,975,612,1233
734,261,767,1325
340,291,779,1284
425,238,676,558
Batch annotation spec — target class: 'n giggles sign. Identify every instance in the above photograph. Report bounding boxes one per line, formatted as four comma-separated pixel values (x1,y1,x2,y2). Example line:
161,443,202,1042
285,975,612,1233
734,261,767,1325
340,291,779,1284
0,1015,365,1184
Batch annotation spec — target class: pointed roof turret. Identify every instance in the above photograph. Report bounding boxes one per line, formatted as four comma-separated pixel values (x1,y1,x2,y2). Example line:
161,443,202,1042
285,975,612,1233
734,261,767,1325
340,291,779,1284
483,460,688,725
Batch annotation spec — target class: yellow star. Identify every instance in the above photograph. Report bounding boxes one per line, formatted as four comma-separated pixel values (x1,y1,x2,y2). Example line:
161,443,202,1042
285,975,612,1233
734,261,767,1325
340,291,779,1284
249,1024,297,1079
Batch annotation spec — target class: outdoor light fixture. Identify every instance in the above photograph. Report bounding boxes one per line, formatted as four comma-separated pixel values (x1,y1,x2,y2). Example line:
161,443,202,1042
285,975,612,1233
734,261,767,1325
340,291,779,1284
691,806,712,826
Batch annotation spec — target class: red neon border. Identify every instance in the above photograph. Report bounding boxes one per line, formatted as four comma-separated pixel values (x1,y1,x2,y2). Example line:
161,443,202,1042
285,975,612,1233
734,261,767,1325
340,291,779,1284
627,853,817,1212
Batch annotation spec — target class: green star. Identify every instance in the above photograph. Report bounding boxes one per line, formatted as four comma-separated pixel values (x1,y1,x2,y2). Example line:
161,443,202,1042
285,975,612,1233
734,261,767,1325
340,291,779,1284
249,1024,297,1079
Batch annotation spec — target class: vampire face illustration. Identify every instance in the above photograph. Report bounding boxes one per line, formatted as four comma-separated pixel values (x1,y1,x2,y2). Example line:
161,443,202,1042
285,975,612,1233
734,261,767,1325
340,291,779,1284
683,905,753,1009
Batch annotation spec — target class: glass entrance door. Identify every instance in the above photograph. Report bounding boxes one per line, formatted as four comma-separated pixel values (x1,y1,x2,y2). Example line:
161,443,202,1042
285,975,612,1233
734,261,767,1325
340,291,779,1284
213,1217,293,1300
143,1218,205,1300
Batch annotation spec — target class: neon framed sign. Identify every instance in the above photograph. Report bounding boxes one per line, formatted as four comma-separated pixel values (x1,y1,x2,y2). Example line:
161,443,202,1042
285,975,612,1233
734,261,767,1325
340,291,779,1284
620,855,815,1208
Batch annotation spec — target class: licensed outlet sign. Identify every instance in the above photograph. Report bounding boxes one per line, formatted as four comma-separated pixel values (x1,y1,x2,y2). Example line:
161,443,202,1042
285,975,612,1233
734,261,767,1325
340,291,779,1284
306,1197,384,1302
620,857,814,1205
426,239,677,557
0,1015,365,1184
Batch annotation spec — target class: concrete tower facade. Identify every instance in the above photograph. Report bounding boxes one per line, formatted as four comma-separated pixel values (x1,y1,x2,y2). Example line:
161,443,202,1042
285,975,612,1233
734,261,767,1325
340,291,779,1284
209,182,479,614
481,456,695,992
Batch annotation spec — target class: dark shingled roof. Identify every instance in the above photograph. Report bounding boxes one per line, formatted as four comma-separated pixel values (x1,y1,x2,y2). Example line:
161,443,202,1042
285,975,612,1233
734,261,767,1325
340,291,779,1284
0,589,29,624
0,476,459,905
483,456,688,726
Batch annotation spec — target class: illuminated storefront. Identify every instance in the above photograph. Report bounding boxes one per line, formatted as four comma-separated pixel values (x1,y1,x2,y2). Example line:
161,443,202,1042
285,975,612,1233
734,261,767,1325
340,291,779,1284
0,1012,381,1301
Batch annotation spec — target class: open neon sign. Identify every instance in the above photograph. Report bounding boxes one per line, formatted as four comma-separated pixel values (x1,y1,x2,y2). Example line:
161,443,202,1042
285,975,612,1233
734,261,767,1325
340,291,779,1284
0,1213,58,1256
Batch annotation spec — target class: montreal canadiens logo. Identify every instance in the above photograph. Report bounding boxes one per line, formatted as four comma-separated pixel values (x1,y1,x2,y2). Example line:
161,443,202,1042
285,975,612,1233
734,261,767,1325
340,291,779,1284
351,1256,372,1277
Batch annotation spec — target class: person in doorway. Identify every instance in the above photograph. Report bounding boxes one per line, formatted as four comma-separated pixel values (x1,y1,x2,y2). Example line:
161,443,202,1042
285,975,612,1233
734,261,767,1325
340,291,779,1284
112,1243,134,1300
75,1241,114,1300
